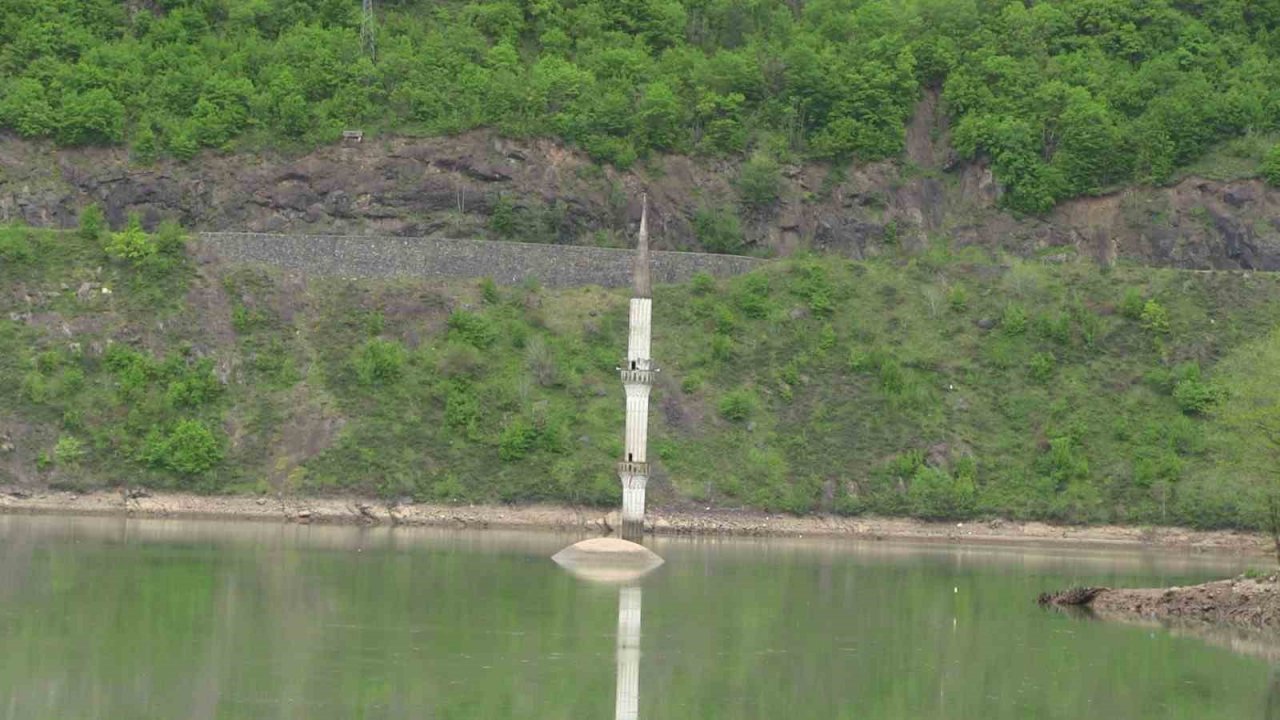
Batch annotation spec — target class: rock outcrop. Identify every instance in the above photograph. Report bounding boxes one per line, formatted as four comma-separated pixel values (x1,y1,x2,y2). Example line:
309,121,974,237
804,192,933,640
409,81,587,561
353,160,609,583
3,111,1280,269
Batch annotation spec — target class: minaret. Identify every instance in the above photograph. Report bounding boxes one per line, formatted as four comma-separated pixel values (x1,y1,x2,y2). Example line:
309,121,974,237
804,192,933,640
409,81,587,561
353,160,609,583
614,586,642,720
618,195,654,542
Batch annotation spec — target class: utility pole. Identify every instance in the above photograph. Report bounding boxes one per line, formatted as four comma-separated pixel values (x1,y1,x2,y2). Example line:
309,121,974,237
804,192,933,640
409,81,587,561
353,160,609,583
361,0,376,61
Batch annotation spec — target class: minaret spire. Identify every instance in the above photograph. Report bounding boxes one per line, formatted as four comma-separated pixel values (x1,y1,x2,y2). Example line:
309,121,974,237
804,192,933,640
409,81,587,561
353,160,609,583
633,194,651,298
618,193,655,542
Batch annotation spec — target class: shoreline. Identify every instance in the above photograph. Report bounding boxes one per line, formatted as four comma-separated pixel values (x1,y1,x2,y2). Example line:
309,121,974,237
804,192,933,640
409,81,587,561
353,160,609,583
1,488,1272,555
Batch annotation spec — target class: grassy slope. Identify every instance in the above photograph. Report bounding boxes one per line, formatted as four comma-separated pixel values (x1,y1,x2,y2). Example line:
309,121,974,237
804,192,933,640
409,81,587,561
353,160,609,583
3,225,1280,529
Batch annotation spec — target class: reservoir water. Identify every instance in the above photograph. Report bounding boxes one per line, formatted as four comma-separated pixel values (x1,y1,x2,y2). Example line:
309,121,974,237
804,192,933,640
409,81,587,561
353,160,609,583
0,515,1275,719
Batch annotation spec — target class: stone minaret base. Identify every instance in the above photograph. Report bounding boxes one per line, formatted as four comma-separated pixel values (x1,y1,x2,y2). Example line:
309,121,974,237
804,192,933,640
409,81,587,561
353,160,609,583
619,468,648,542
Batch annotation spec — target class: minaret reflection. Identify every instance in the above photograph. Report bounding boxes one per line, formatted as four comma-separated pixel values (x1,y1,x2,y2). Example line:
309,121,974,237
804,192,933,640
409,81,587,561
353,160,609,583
550,538,662,719
615,585,642,720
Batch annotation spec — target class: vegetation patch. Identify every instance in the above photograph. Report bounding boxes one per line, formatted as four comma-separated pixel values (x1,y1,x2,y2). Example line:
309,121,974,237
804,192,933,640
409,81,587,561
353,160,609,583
4,222,1280,530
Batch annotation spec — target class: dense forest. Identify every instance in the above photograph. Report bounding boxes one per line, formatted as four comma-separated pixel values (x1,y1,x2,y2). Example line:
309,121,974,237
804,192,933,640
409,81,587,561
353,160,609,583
3,0,1280,213
4,219,1280,528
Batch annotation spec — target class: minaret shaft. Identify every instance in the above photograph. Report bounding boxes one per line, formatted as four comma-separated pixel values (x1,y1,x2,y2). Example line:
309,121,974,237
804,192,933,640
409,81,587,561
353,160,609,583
618,195,653,542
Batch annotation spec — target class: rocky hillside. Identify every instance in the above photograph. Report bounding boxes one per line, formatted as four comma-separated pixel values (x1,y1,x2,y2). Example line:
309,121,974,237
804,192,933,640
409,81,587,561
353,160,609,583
4,97,1280,271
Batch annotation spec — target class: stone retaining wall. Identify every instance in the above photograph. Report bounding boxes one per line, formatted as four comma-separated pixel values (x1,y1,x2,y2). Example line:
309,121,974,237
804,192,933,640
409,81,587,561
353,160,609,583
199,232,765,288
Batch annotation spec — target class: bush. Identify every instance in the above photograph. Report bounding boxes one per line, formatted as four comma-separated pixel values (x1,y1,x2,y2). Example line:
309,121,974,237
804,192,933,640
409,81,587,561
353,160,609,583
1263,144,1280,187
1173,377,1223,415
104,213,157,260
0,229,33,263
738,154,781,210
1120,287,1146,319
489,195,516,237
499,417,539,461
690,272,715,295
792,261,834,316
479,277,500,305
718,388,757,422
140,420,224,476
1029,352,1056,382
447,311,498,348
735,273,772,318
154,219,187,254
164,359,222,407
352,338,408,385
1001,303,1028,335
693,206,745,254
1140,299,1171,334
53,436,86,466
79,204,106,241
444,381,481,432
439,342,484,378
907,465,976,520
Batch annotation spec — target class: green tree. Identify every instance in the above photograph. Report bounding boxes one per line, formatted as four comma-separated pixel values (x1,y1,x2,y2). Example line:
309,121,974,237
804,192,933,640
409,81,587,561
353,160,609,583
58,88,126,145
0,78,55,137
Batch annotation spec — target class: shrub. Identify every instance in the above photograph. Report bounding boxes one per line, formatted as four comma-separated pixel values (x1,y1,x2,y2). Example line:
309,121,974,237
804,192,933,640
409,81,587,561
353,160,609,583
79,204,106,241
1001,303,1028,335
1263,143,1280,187
0,229,33,263
53,436,86,466
1173,377,1224,414
1034,312,1071,345
907,465,976,520
165,359,223,407
718,388,757,422
690,272,715,295
1029,352,1056,382
499,417,539,461
104,213,157,260
447,311,498,348
710,333,734,362
681,372,704,394
793,261,834,316
140,420,224,476
439,342,484,378
738,153,782,210
479,277,500,304
693,205,745,254
1120,287,1146,319
154,219,187,254
1024,351,1054,381
352,338,407,385
1140,299,1170,334
735,273,772,318
444,381,481,432
490,194,516,236
948,285,968,312
525,335,558,386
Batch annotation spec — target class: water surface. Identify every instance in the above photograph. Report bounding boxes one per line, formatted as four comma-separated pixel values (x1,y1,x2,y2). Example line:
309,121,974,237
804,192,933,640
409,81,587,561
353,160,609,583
0,515,1274,719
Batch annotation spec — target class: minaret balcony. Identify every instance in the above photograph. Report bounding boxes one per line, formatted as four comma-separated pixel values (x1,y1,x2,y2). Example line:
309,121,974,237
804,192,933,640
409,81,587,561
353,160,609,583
619,368,654,385
617,460,650,476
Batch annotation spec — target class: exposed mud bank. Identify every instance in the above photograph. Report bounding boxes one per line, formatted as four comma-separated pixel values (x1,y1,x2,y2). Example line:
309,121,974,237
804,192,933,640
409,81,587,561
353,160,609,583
0,488,1272,553
1042,576,1280,632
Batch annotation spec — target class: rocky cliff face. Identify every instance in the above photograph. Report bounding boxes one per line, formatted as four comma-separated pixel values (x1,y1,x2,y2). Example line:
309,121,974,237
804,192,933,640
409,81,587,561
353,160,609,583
3,103,1279,270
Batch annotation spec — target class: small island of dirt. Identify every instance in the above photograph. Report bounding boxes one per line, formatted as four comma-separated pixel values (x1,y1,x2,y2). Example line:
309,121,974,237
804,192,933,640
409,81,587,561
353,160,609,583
1040,576,1280,630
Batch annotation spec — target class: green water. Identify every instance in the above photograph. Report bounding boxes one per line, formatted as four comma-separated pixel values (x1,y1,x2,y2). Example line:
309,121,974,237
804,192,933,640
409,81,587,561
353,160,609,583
0,515,1276,719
